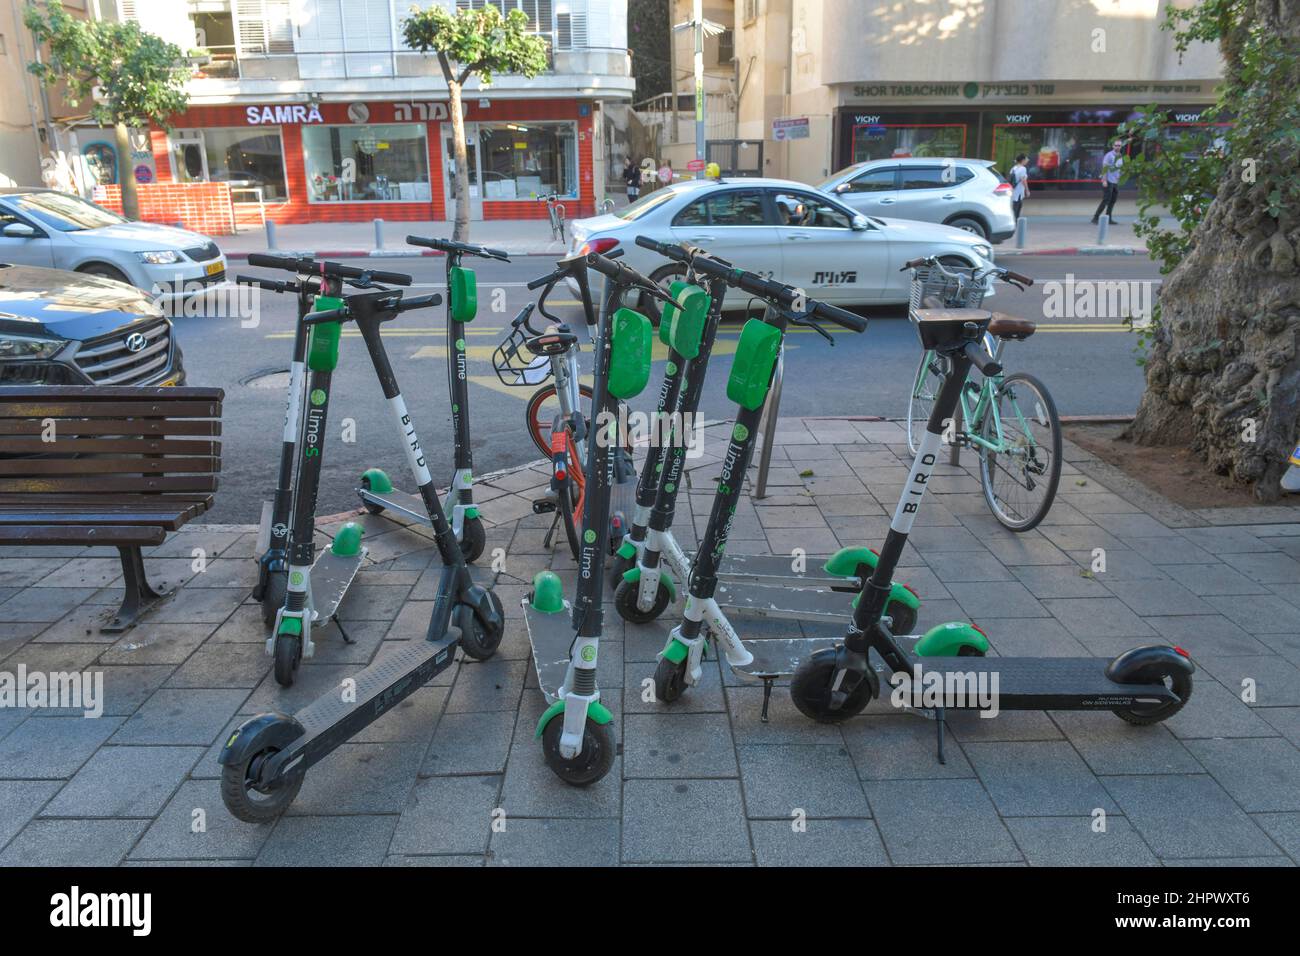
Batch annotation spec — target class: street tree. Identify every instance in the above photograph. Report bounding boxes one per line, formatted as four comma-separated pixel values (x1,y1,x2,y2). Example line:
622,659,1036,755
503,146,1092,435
24,1,191,220
402,4,550,241
1120,0,1299,500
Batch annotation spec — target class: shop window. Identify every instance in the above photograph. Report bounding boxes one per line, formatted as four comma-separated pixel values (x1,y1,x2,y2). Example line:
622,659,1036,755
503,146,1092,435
990,120,1118,190
205,128,288,201
303,124,431,202
771,191,852,229
851,124,967,164
478,122,577,199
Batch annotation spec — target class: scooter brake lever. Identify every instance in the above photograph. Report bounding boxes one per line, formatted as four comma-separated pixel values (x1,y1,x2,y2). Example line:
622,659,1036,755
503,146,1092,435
792,314,835,345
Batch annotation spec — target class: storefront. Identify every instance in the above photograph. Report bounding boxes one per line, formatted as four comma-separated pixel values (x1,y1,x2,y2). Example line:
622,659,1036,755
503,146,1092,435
831,82,1225,196
146,97,598,224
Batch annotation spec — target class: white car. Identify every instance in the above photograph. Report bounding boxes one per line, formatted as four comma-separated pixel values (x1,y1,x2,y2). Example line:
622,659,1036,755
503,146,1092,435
568,177,994,313
0,188,228,296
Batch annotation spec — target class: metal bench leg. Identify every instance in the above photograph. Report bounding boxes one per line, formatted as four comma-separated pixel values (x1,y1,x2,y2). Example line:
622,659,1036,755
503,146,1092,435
935,706,947,765
760,678,774,723
103,545,169,634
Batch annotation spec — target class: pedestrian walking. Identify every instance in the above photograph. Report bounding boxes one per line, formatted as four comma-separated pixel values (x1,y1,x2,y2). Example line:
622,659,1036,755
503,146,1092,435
622,157,640,205
1092,138,1125,225
1010,153,1030,220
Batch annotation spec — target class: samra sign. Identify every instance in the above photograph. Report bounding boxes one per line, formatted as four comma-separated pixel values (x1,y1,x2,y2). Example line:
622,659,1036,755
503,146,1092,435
246,105,324,125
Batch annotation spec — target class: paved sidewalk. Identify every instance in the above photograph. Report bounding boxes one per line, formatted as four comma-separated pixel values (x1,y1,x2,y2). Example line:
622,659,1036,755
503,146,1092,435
1,418,1298,866
214,212,1161,260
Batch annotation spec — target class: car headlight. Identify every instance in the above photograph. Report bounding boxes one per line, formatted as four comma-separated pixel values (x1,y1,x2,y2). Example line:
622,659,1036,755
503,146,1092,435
0,334,63,360
136,250,181,265
971,243,992,260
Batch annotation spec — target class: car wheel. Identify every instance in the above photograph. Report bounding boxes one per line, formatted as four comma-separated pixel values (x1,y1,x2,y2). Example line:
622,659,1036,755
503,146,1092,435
945,216,988,239
78,263,132,285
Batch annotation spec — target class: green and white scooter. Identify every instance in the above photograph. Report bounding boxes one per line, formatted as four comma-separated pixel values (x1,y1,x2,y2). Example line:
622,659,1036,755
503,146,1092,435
521,252,670,785
356,236,510,563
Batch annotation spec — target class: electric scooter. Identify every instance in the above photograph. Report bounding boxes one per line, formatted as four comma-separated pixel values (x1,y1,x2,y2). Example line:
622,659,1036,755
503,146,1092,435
520,252,673,786
243,255,413,626
219,286,505,822
356,236,510,563
786,258,1195,759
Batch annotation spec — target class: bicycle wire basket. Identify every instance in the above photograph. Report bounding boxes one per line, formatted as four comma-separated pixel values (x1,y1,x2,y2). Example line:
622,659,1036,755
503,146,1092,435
491,322,554,388
908,264,989,322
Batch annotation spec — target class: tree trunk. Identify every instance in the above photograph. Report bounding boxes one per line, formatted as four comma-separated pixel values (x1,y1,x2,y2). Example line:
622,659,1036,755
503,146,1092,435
1126,4,1300,502
114,122,140,220
447,80,470,242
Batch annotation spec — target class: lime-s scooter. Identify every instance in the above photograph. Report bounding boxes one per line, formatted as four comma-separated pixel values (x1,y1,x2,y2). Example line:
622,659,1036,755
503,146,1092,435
356,236,509,563
219,286,505,821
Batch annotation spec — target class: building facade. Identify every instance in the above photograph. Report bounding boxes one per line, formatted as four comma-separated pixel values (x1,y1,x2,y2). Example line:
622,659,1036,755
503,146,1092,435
734,0,1224,195
36,0,633,227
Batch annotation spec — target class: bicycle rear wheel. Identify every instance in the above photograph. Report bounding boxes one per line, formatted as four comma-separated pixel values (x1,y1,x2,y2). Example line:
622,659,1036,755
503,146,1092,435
977,372,1062,531
906,349,950,456
527,383,595,458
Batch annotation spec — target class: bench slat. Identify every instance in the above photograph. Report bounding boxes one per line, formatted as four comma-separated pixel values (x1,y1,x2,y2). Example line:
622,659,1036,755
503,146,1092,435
0,386,223,400
0,420,222,436
0,457,220,476
0,476,218,493
0,437,219,455
0,525,166,546
0,511,192,530
0,401,221,419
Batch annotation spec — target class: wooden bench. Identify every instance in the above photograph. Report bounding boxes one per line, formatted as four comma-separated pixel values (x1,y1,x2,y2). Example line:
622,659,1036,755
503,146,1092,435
0,386,224,632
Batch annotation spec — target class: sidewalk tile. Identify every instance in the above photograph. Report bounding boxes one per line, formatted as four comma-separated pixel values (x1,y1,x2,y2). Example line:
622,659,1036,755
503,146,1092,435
1102,579,1212,617
111,689,247,746
622,778,750,864
131,779,273,860
0,779,61,848
354,685,448,744
1163,563,1271,596
422,710,514,775
1004,816,1159,866
1184,738,1300,812
965,741,1117,816
255,815,397,867
1010,564,1110,598
1252,813,1300,861
865,779,1021,865
445,658,528,713
1105,774,1278,859
41,746,202,818
0,818,147,866
289,741,426,814
389,774,500,855
1051,711,1204,775
623,713,736,778
1041,598,1156,639
488,818,620,866
0,716,123,778
750,818,887,866
737,743,869,818
950,581,1049,619
1195,656,1300,707
1220,551,1300,586
1204,593,1300,634
842,715,975,779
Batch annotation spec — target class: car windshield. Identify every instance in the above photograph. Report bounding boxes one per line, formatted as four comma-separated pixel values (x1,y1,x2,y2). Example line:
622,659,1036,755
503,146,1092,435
9,192,126,232
616,188,682,222
817,165,865,190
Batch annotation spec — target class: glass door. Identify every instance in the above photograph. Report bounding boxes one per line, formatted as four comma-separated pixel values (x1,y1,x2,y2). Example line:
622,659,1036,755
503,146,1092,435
171,133,209,184
444,125,483,221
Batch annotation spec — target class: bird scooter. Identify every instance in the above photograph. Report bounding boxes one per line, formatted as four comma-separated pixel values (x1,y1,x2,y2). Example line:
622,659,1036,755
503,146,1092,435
520,252,673,785
787,258,1195,759
219,286,505,821
356,236,511,563
244,255,413,627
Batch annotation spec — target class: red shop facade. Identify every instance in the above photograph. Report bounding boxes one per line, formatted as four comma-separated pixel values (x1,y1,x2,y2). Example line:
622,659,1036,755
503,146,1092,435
142,97,597,226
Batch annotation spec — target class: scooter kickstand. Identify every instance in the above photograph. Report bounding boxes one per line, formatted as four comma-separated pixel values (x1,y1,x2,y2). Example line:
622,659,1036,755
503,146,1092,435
935,706,947,765
760,678,774,723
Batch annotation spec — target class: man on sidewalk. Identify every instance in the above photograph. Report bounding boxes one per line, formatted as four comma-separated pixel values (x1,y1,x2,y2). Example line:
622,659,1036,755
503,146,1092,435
1010,153,1030,220
1092,139,1125,225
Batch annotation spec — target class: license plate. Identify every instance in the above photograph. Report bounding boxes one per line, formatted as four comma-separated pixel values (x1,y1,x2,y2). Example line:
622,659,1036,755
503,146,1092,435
205,261,223,276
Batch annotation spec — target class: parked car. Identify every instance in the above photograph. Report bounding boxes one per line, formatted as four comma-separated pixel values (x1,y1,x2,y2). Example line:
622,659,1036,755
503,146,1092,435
0,263,186,386
0,188,227,295
818,158,1015,243
567,177,995,314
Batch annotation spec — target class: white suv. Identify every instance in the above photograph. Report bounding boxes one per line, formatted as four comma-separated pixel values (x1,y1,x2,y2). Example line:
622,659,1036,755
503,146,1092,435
819,158,1016,243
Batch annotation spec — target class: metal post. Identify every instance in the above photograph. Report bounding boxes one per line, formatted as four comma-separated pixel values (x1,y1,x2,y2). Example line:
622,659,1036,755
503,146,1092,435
754,345,784,500
373,218,385,250
1015,216,1026,248
693,0,705,178
265,219,278,250
1097,216,1109,245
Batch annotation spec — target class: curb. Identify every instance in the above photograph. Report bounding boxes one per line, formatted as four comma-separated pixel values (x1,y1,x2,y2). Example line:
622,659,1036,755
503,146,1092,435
997,246,1142,257
1059,414,1136,424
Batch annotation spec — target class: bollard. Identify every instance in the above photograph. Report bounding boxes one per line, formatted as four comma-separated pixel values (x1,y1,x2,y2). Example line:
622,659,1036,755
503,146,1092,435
265,219,278,250
1015,217,1027,249
373,218,385,250
1097,217,1109,245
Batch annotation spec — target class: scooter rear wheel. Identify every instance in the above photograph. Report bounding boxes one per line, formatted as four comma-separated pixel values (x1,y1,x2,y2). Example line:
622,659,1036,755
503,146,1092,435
459,514,487,564
273,634,301,687
457,590,505,661
1113,670,1193,725
260,570,287,626
614,577,672,624
542,714,615,786
790,655,876,723
887,601,917,637
220,749,303,823
654,656,688,702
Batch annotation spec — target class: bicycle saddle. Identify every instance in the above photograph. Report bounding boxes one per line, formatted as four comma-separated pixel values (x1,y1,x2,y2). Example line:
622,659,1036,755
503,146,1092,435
525,331,578,355
987,314,1037,340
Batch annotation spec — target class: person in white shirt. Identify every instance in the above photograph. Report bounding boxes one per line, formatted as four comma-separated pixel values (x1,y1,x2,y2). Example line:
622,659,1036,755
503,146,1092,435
1010,153,1030,221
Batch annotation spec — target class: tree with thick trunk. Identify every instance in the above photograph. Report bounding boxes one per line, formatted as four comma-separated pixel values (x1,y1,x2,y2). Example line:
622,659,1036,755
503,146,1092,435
403,5,550,242
24,1,190,220
1123,0,1300,501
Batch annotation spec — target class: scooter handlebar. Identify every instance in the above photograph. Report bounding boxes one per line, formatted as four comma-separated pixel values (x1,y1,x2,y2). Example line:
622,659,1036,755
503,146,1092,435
406,235,510,261
302,306,348,325
811,301,867,333
394,293,443,312
634,235,689,261
245,252,413,286
236,274,296,293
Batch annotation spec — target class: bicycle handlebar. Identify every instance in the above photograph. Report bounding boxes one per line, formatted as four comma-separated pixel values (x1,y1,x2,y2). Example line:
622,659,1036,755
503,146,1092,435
899,255,1034,289
245,253,413,286
405,235,510,262
962,339,1003,377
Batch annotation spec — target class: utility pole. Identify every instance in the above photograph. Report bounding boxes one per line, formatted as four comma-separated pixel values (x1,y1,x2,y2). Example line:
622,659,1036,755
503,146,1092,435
674,3,724,179
667,1,678,145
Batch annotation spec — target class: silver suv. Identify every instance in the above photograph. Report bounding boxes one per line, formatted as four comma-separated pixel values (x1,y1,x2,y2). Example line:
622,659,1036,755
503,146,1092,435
818,158,1016,243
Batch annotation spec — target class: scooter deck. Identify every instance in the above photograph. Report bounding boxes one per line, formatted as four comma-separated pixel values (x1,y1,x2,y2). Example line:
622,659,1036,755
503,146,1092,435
718,552,852,589
358,487,433,526
909,655,1177,710
521,599,574,702
732,637,840,680
714,581,852,623
311,546,368,621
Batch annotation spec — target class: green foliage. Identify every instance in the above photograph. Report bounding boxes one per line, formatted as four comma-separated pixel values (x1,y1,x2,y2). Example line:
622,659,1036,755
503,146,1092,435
628,0,671,100
24,0,190,128
400,4,549,86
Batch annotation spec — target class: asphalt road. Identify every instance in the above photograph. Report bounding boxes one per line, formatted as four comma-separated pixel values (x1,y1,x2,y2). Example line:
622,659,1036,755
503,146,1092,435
176,253,1164,524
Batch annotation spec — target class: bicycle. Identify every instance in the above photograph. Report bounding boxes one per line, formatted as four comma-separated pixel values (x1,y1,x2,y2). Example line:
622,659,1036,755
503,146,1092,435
538,193,566,243
903,256,1061,532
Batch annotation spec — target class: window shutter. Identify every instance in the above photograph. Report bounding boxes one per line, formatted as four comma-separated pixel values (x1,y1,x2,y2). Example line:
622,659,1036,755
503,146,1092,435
117,0,139,22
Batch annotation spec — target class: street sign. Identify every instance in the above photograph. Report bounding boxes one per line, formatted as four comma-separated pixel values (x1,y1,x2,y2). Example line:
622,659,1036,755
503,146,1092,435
772,117,810,141
686,158,706,171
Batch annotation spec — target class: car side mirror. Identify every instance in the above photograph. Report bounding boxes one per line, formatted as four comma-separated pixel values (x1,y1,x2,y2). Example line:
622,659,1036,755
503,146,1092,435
834,183,851,194
851,215,870,231
2,222,37,239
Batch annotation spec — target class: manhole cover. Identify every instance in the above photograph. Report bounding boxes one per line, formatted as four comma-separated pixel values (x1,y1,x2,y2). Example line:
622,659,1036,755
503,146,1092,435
242,367,291,389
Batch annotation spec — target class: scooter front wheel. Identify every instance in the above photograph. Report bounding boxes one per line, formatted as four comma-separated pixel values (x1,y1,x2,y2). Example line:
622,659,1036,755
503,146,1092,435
220,749,303,823
790,653,876,723
459,514,487,564
653,656,688,702
541,714,615,786
613,577,672,624
457,589,505,661
1113,670,1193,726
260,570,287,626
273,634,301,687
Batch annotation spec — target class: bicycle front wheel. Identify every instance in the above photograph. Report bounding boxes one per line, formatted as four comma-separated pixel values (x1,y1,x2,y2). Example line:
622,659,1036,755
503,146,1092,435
907,350,950,456
976,372,1062,532
527,383,595,458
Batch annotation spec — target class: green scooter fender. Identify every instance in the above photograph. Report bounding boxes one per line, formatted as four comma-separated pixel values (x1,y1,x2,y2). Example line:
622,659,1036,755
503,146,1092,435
616,540,638,561
851,581,920,611
360,467,393,494
914,621,989,657
621,565,677,601
535,698,613,739
661,635,689,664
